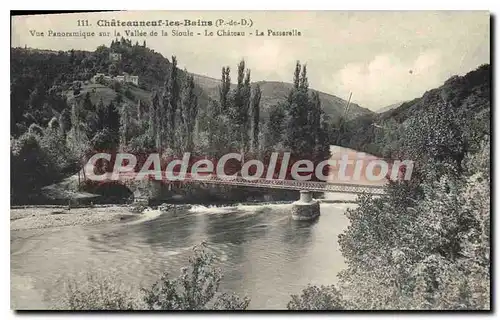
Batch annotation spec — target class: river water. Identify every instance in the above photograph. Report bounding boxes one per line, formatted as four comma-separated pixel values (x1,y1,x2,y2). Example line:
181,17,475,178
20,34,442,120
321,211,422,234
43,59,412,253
11,199,357,310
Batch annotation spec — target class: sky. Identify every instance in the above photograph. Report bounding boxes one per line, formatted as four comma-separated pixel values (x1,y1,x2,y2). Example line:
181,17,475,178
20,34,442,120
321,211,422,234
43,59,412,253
11,11,490,110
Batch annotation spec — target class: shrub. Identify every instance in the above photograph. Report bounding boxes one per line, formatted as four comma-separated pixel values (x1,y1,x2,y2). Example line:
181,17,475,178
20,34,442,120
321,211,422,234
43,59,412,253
28,123,44,136
62,273,138,310
11,132,62,202
333,138,490,310
141,244,250,310
60,244,250,310
287,284,345,310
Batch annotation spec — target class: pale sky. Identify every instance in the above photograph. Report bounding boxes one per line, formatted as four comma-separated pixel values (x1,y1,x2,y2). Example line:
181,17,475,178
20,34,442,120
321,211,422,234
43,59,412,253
11,11,490,110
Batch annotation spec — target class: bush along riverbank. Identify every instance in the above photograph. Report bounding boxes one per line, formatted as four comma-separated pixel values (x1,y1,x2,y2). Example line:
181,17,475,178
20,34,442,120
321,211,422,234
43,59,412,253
59,243,342,310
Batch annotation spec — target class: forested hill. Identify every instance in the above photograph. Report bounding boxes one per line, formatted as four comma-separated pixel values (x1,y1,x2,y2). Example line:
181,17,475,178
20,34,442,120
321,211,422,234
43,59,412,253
192,74,372,119
11,40,371,137
11,40,338,202
11,39,212,136
339,64,491,158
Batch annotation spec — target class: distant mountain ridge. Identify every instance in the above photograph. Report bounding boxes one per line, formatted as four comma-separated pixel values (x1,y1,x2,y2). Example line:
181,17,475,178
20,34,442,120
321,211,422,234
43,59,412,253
11,45,372,134
376,102,403,113
192,74,372,120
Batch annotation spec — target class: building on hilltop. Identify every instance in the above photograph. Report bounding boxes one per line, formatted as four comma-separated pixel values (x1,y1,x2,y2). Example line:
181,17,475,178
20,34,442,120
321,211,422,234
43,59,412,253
91,73,112,84
91,72,138,86
109,52,122,62
115,72,139,85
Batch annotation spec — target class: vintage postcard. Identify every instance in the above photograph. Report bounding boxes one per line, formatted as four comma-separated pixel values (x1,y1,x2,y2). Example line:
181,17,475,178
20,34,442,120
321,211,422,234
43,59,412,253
10,11,490,311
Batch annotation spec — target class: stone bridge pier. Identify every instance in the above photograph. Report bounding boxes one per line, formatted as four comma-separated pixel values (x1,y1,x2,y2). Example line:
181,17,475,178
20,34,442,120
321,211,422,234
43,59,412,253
291,190,320,221
130,180,165,205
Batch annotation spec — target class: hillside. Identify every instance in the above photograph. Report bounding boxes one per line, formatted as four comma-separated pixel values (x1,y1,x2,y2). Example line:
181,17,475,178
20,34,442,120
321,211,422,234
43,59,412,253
11,42,488,155
376,102,403,113
11,44,344,203
339,64,491,157
192,74,372,120
10,42,212,136
66,83,152,107
11,42,371,139
380,64,490,123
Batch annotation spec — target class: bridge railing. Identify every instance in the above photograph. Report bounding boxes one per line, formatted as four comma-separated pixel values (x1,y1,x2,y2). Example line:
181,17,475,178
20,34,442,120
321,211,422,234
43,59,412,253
91,171,386,195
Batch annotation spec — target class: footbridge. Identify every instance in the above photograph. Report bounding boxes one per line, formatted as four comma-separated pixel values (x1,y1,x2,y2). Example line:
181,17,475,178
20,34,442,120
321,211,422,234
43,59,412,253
84,171,386,220
86,171,385,195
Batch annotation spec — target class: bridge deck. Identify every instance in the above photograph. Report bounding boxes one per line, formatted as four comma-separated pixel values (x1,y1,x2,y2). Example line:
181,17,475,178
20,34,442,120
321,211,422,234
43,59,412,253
88,171,386,195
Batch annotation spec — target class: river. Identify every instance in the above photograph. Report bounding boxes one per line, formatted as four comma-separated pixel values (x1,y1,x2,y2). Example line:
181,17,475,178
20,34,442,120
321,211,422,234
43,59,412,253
11,199,357,310
11,146,379,310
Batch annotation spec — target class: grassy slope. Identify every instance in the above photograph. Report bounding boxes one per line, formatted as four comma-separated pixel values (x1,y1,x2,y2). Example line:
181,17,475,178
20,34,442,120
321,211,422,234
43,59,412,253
66,83,153,106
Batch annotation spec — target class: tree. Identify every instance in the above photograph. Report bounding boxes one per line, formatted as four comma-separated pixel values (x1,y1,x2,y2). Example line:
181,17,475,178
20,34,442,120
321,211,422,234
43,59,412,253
293,61,301,89
203,99,235,156
149,92,160,150
264,102,286,150
119,104,131,147
95,98,106,130
81,92,98,137
228,60,252,153
309,91,331,177
108,64,118,77
136,99,145,122
59,108,72,135
241,69,252,152
165,56,180,148
105,101,121,134
299,63,309,90
219,66,231,113
181,74,198,151
333,131,490,310
284,62,312,158
11,132,62,202
82,92,95,112
336,179,486,309
309,92,321,144
42,125,76,171
72,81,82,96
402,102,468,177
231,61,245,128
91,128,119,152
93,98,120,152
251,84,262,152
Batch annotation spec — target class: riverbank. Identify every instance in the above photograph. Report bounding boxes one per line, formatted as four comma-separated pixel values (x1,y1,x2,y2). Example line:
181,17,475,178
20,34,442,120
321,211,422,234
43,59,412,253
10,206,142,231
